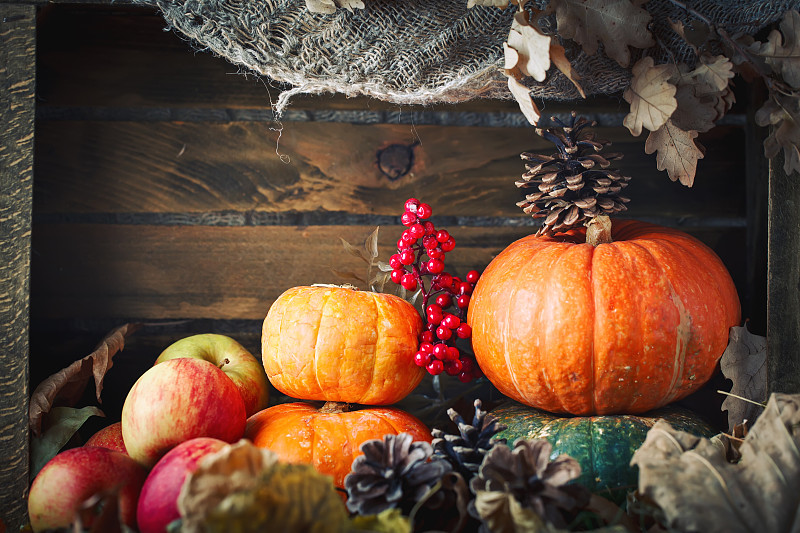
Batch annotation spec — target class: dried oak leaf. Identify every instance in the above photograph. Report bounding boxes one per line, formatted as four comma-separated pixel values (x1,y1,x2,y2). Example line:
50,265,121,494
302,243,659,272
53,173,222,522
335,227,388,291
179,440,350,533
350,509,411,533
507,72,542,125
689,54,735,95
671,83,718,133
755,93,800,175
549,41,585,98
631,393,800,533
547,0,654,67
468,0,518,8
757,9,800,88
29,323,141,437
623,57,678,137
507,11,551,82
305,0,364,14
668,18,711,55
720,324,767,432
666,62,721,133
644,119,703,186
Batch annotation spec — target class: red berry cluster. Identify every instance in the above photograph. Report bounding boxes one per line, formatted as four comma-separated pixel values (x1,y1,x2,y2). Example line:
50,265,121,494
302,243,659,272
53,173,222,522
389,198,483,382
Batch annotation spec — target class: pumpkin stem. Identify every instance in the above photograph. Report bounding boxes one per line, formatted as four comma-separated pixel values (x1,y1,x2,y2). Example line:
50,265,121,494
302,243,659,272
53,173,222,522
585,215,613,247
312,283,358,290
320,401,350,414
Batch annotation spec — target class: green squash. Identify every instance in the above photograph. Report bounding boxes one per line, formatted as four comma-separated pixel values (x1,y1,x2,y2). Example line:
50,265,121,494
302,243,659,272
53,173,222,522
491,401,717,502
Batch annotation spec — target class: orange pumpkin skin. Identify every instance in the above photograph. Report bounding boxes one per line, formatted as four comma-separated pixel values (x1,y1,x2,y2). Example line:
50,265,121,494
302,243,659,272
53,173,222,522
467,220,741,416
262,286,424,405
245,402,431,487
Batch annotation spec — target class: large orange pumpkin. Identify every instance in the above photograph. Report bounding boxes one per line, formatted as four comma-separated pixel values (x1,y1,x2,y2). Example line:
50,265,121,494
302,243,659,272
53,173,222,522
467,219,740,415
245,402,431,488
262,285,424,405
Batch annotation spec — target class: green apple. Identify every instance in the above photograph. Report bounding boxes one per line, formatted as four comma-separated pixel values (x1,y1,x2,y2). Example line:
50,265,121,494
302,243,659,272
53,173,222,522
156,333,269,417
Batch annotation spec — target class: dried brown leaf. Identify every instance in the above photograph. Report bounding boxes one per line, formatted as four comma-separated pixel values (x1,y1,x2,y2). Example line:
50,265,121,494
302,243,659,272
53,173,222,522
644,119,703,186
668,18,711,54
364,226,380,264
351,509,412,533
758,10,800,88
468,0,517,7
436,472,471,533
507,11,551,82
504,42,524,78
720,324,767,431
178,440,280,533
549,41,585,98
623,57,678,136
631,393,800,533
755,94,800,175
471,490,552,533
29,323,141,437
179,440,349,533
671,84,718,133
305,0,364,14
507,74,542,125
548,0,654,67
340,237,368,262
730,35,769,82
690,54,735,95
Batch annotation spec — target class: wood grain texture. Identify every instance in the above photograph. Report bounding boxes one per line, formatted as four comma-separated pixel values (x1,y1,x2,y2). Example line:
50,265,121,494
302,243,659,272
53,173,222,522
31,223,745,322
31,224,531,320
0,4,35,528
34,120,747,220
767,152,800,394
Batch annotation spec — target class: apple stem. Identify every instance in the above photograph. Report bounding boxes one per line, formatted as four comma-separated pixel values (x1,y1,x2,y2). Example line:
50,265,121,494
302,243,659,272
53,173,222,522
218,357,230,370
320,401,349,414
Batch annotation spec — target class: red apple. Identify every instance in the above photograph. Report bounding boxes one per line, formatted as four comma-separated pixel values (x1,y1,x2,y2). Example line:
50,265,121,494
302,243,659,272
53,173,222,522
27,446,147,532
121,357,246,467
155,333,269,417
85,421,127,454
137,437,227,533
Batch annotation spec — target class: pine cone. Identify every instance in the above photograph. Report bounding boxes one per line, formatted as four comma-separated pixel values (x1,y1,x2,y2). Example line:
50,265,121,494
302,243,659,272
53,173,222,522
517,112,631,236
345,432,452,516
432,399,506,481
469,439,590,530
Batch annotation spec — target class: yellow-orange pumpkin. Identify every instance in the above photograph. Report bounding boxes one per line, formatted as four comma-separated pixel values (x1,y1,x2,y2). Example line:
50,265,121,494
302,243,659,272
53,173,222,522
245,402,431,488
467,219,740,415
262,285,424,405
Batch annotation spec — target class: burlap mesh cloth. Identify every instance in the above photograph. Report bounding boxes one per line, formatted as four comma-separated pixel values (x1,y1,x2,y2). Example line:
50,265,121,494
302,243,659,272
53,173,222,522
149,0,799,112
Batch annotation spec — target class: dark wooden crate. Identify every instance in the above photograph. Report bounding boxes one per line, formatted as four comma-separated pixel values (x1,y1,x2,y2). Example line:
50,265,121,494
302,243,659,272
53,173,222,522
1,2,794,529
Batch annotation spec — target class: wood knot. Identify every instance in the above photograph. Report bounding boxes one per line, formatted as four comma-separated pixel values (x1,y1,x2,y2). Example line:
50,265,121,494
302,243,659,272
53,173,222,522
377,141,418,180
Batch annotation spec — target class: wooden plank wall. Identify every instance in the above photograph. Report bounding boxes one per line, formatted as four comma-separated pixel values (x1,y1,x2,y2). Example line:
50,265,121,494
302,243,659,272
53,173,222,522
31,5,761,429
0,4,36,529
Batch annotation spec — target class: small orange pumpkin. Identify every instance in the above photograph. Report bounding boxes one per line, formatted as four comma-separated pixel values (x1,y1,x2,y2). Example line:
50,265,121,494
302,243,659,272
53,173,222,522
468,219,741,416
262,285,424,405
245,402,431,488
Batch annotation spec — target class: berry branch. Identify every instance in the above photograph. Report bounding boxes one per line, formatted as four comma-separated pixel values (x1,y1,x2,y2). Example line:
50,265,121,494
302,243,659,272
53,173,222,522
389,199,483,382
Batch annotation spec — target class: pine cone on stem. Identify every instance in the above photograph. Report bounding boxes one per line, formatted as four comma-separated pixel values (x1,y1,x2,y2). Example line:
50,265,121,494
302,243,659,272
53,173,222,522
432,399,506,481
517,112,631,236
